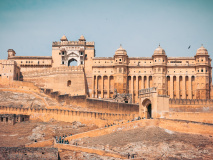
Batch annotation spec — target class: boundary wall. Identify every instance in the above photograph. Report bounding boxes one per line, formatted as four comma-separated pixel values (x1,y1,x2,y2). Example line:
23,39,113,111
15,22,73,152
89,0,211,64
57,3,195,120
162,112,213,123
64,119,213,143
169,99,213,112
0,106,134,127
56,94,139,115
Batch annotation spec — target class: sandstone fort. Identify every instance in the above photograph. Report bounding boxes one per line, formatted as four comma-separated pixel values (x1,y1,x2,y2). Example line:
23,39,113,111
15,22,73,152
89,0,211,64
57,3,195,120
0,35,213,159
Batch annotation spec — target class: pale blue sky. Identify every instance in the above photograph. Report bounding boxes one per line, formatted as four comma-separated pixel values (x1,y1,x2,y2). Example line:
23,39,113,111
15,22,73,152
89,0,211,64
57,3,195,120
0,0,212,61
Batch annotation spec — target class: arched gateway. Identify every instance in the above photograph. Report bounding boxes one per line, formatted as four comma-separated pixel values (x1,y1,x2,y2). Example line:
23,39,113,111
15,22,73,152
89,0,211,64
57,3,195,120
139,87,169,119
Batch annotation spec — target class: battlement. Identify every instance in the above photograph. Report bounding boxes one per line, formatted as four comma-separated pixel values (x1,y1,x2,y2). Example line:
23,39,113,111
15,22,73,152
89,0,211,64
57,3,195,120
23,65,84,77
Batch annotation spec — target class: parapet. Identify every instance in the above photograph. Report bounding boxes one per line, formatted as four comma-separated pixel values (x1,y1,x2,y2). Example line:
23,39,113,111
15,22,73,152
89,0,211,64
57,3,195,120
52,41,94,47
23,65,84,77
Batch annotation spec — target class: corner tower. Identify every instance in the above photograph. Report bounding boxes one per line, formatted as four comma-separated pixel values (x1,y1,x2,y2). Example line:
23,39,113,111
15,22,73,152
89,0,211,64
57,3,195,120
195,45,212,99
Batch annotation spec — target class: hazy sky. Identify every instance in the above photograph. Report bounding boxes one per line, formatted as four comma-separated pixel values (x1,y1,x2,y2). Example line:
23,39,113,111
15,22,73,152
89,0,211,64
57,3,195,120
0,0,212,60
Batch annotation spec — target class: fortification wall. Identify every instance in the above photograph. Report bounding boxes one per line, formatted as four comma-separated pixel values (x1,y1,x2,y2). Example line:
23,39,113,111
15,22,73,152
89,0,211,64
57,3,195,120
169,99,213,112
25,139,54,148
0,79,40,91
63,95,139,115
23,66,85,95
162,112,213,123
0,147,58,160
0,106,134,127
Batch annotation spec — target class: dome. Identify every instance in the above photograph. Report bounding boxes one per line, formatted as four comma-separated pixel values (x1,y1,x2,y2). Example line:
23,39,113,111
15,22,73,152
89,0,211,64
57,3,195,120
115,45,127,55
60,35,68,41
79,35,86,41
196,45,208,55
153,45,166,55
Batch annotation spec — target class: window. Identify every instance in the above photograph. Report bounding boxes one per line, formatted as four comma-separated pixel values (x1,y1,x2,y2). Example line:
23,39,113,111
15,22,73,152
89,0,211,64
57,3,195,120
6,118,8,122
163,59,164,62
62,51,64,55
85,54,87,58
26,61,28,63
1,117,3,122
155,60,156,62
201,59,203,62
201,69,203,72
81,61,83,65
67,80,71,87
198,70,199,72
21,61,22,63
119,59,121,61
62,61,64,64
80,52,83,55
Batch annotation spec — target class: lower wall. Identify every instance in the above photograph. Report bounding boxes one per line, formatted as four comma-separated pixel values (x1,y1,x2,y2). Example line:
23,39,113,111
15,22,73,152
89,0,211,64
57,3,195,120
0,106,134,127
25,139,54,148
0,79,40,91
169,105,213,112
64,119,213,143
64,96,139,115
55,143,126,159
0,147,58,160
162,112,213,124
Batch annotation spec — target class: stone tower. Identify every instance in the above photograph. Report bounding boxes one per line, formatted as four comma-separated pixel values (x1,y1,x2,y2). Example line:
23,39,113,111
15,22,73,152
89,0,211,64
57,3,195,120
113,45,128,94
152,45,167,95
195,45,211,99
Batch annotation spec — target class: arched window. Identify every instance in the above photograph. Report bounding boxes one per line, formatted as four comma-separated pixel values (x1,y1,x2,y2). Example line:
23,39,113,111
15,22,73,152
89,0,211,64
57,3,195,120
67,80,71,87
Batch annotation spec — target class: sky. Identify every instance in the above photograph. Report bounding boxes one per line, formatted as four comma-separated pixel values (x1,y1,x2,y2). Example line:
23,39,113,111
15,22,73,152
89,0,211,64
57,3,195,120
0,0,213,61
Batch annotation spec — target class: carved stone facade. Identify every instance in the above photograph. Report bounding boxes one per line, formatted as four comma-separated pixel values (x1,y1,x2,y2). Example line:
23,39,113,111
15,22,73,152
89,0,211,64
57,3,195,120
2,35,212,103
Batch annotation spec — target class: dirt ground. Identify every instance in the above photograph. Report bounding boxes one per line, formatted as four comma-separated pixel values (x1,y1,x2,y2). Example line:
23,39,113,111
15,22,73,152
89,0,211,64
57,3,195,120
0,120,97,147
69,126,213,160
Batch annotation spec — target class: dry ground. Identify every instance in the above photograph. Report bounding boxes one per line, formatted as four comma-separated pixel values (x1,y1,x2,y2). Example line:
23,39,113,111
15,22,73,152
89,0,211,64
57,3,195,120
67,126,213,160
0,120,97,147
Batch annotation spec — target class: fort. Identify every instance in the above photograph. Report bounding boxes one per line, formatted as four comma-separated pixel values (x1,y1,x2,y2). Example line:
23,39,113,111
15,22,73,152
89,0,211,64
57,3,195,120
0,35,213,159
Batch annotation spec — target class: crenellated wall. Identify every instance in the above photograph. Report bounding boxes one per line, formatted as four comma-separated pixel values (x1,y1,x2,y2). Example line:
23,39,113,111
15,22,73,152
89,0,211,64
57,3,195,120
169,99,213,112
0,106,134,127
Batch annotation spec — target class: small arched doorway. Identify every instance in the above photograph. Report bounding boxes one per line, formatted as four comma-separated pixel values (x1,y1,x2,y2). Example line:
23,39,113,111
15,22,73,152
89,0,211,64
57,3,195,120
68,58,77,66
147,104,152,119
141,98,152,119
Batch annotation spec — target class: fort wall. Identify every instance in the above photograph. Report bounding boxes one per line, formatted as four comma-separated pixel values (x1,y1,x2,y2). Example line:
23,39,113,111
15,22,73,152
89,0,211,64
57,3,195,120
25,139,54,148
169,99,213,112
162,112,213,123
0,106,134,127
0,147,58,160
23,66,86,95
64,119,213,143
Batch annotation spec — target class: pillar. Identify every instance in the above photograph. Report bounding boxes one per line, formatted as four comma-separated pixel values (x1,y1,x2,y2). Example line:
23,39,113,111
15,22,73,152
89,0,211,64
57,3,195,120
92,76,95,98
189,76,192,99
101,76,104,98
96,76,98,98
108,76,110,98
170,75,174,99
176,76,180,99
147,76,150,88
131,76,134,102
182,76,186,99
136,76,139,103
142,76,144,89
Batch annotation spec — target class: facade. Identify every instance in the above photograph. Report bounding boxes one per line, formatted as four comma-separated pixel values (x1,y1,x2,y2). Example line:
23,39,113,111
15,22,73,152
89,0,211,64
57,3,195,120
3,35,213,103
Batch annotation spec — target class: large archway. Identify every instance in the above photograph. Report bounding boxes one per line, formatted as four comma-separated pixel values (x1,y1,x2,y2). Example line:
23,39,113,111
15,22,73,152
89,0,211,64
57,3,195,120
68,58,77,66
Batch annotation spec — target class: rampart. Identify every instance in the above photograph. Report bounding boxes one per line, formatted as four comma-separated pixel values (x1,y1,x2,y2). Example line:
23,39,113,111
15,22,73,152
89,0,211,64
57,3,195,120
169,99,213,112
57,94,139,115
0,147,58,160
23,66,86,95
0,106,134,127
0,79,40,91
